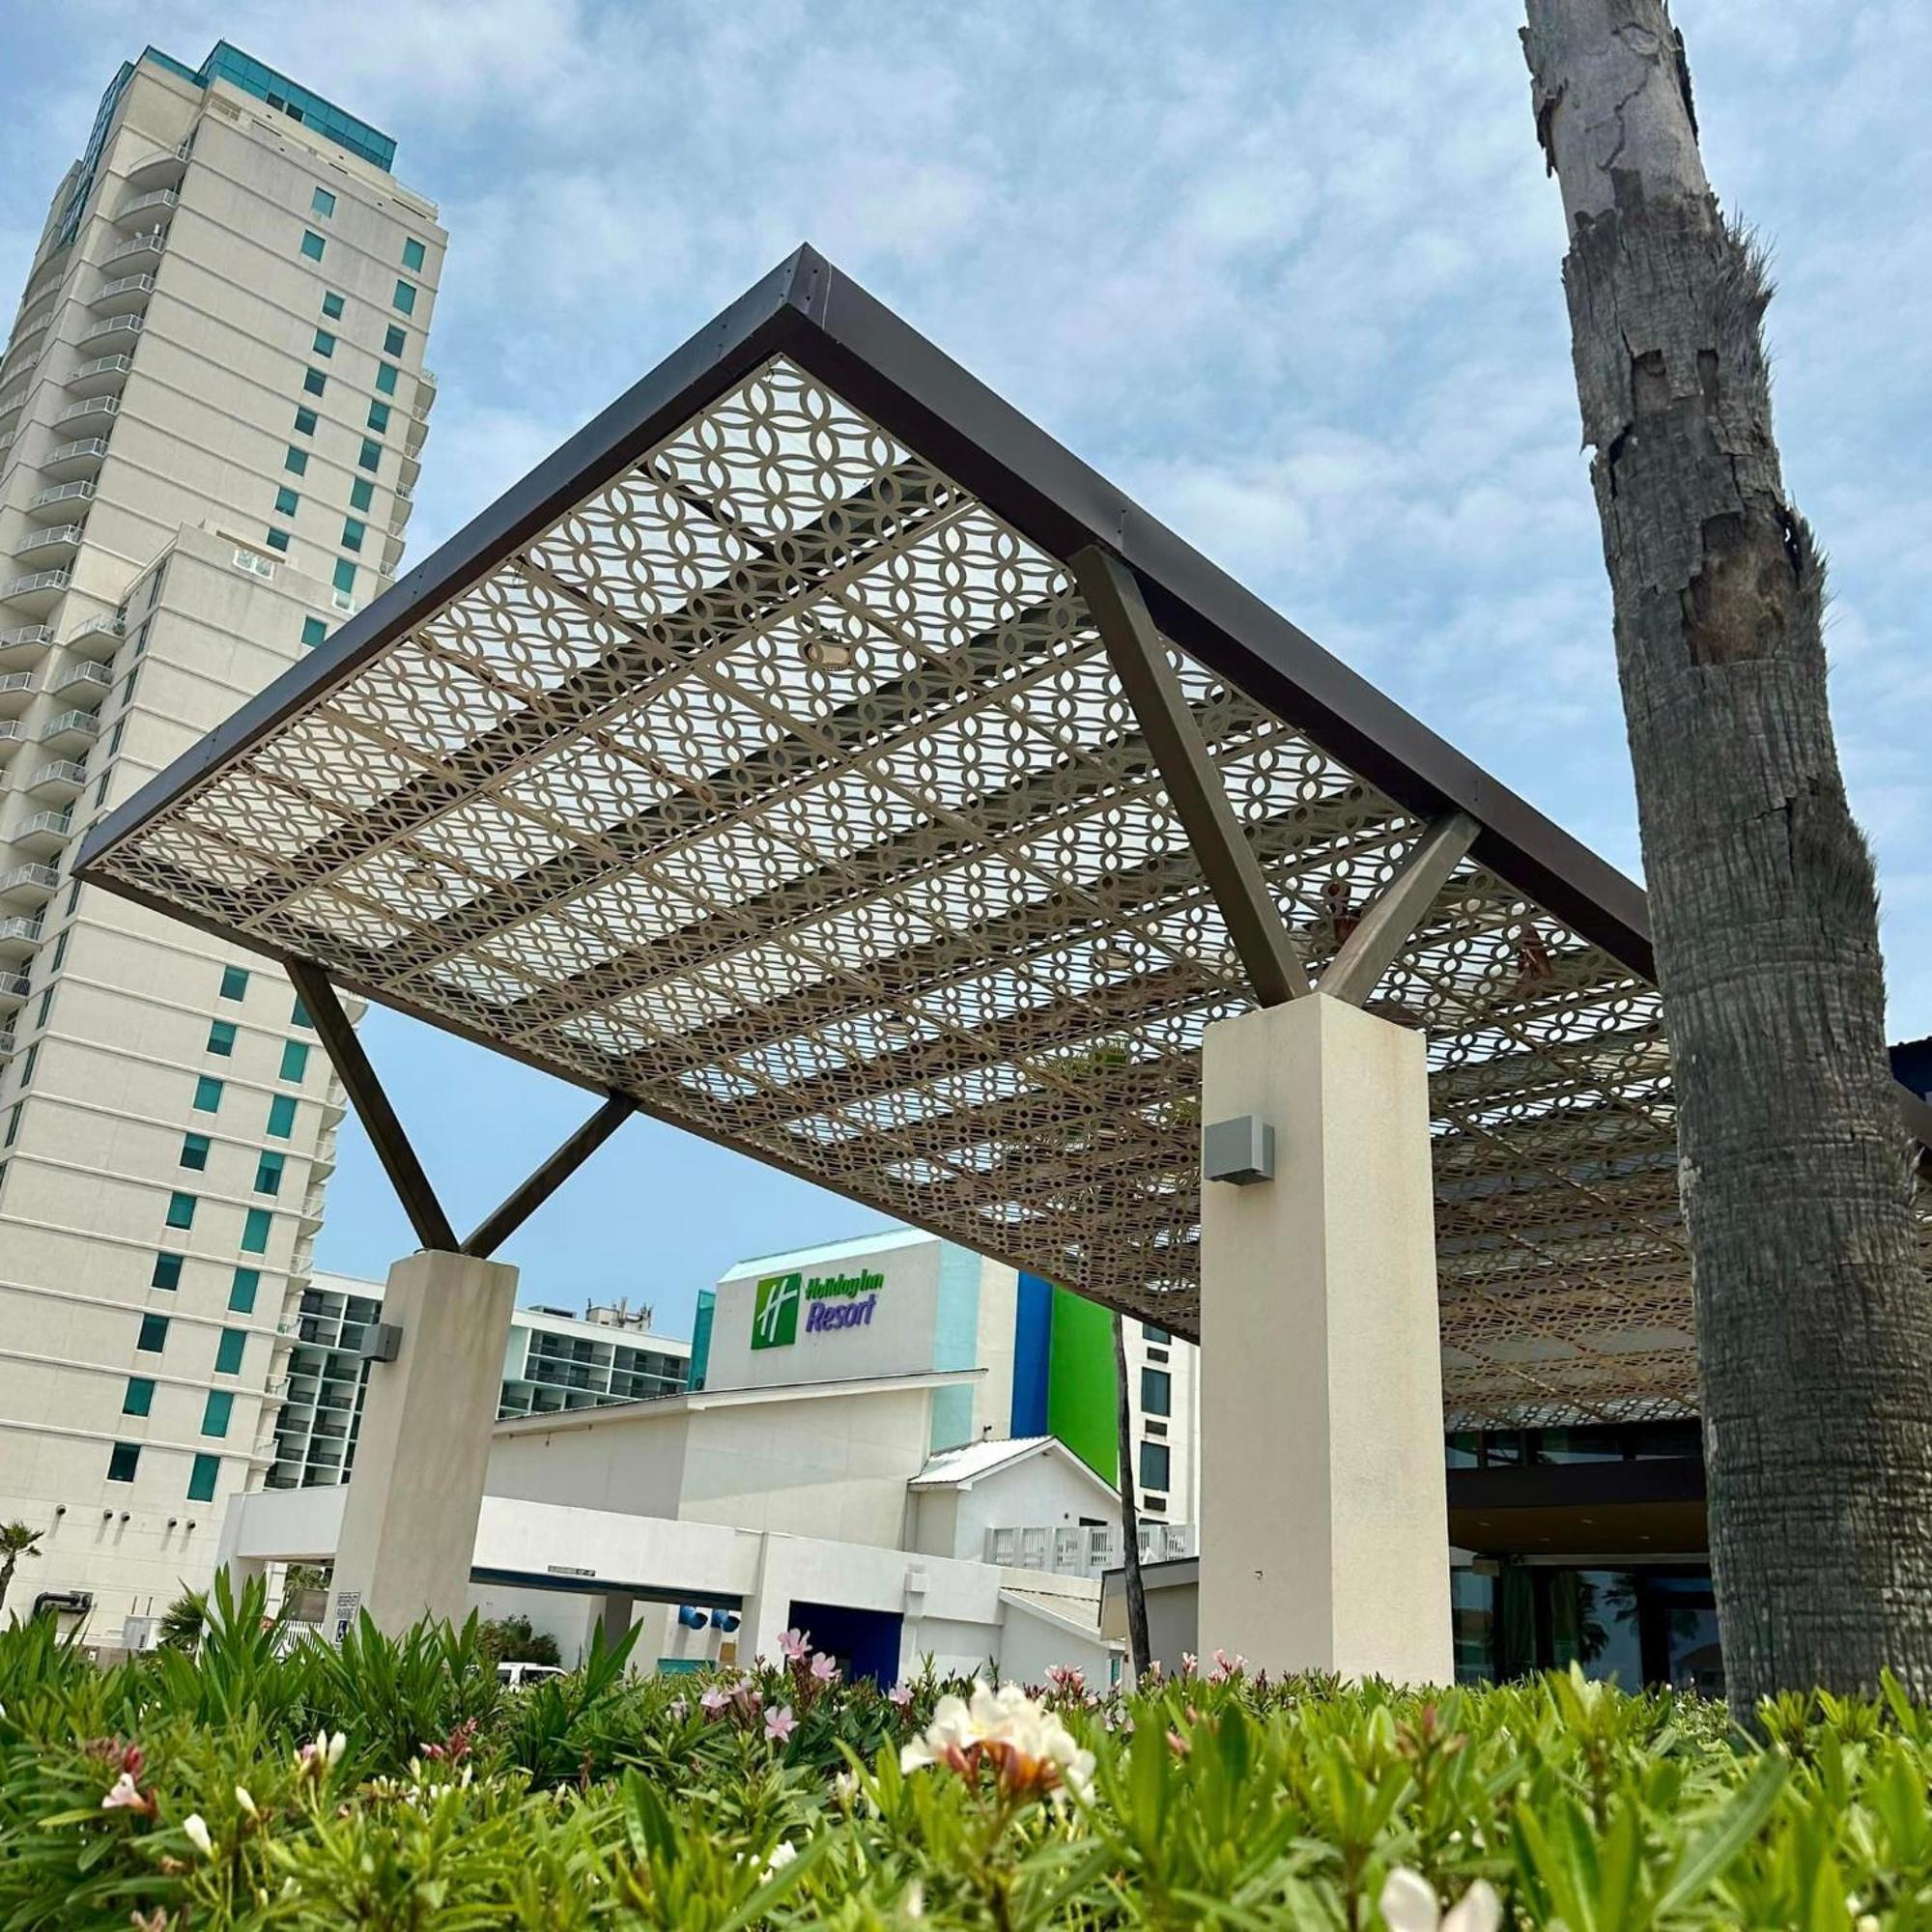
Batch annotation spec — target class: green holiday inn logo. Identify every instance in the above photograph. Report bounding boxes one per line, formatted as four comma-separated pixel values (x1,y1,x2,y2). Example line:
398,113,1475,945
752,1272,802,1350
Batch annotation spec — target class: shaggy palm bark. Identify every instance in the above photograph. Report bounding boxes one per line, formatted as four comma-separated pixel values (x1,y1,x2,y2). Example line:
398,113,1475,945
1112,1313,1151,1681
1523,0,1932,1715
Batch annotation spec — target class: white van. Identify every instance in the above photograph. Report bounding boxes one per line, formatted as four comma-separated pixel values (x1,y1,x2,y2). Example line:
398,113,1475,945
497,1661,567,1690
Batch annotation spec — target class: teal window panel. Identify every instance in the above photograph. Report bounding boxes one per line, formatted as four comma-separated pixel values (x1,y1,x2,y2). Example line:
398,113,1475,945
384,325,406,356
267,1094,297,1138
321,290,345,320
164,1192,196,1231
356,439,381,472
392,278,416,314
276,484,300,514
313,328,335,357
254,1151,285,1196
332,559,356,595
366,401,389,433
349,477,374,511
107,1442,140,1484
342,518,365,552
192,1075,223,1113
207,1021,237,1056
214,1328,245,1376
241,1208,271,1255
151,1252,183,1291
402,237,425,271
284,447,308,476
228,1267,260,1315
302,367,326,397
201,1391,233,1438
311,186,335,217
280,1041,309,1081
179,1132,211,1171
186,1453,218,1502
294,406,318,436
374,362,398,396
122,1377,154,1416
137,1312,170,1352
267,529,291,554
300,229,326,261
301,616,327,649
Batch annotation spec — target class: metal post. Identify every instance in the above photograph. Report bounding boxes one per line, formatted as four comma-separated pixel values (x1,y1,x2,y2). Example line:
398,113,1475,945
1320,812,1480,1007
462,1093,635,1257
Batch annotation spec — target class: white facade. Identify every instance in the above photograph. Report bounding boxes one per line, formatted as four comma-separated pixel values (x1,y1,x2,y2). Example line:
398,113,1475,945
0,45,442,1634
270,1272,692,1490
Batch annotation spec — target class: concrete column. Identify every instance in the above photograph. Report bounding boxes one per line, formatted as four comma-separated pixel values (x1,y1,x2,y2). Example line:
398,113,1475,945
1198,993,1452,1683
328,1249,518,1636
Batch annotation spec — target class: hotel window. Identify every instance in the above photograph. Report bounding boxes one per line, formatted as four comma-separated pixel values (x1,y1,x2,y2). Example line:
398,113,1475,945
294,406,318,436
267,1094,297,1138
392,278,417,315
107,1442,140,1484
267,529,291,554
280,1040,309,1081
2,1104,17,1149
299,229,326,262
214,1328,246,1376
15,1044,35,1089
241,1208,271,1255
312,328,335,358
356,438,381,472
276,484,301,515
1142,1322,1170,1344
1140,1367,1171,1417
342,518,365,553
402,237,426,271
301,616,327,649
228,1267,260,1315
311,186,336,217
122,1378,154,1417
51,931,69,972
207,1020,237,1056
350,477,374,511
219,965,249,1001
137,1312,170,1353
293,998,313,1028
151,1252,183,1291
1138,1440,1171,1494
374,361,399,396
164,1192,196,1231
284,447,308,476
179,1132,211,1172
384,325,407,356
201,1391,233,1438
302,368,326,397
254,1151,285,1196
366,401,390,434
321,290,345,320
186,1453,218,1503
332,559,356,596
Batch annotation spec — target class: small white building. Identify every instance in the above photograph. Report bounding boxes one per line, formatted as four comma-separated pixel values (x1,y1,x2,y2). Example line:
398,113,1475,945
221,1362,1124,1683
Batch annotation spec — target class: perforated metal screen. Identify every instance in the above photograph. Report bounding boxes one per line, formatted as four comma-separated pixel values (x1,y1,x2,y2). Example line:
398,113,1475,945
80,250,1729,1428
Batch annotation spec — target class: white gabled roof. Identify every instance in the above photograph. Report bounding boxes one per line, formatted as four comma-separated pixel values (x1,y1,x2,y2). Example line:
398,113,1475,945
910,1433,1118,1503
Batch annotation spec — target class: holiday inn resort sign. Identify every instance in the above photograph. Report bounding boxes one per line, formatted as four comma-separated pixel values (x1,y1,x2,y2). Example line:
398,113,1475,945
751,1266,887,1350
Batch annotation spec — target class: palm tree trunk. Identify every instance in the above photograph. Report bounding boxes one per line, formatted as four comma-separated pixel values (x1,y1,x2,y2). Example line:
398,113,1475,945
1523,0,1932,1717
0,1552,14,1618
1111,1312,1151,1681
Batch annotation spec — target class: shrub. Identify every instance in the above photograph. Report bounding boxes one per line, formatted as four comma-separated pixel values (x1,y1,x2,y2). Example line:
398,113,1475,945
4,1595,1932,1927
477,1613,562,1669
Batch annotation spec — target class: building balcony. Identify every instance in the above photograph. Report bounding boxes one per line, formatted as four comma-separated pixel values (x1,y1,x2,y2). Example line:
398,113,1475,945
42,437,110,483
398,451,420,494
403,414,428,457
14,525,85,568
112,188,179,231
22,760,86,803
123,142,190,194
78,313,142,354
0,380,29,425
0,722,22,758
9,298,55,348
0,972,30,1014
55,395,119,432
14,809,74,858
0,625,53,672
27,479,96,520
51,662,111,703
66,355,133,401
0,572,72,617
0,672,39,719
101,230,166,270
65,612,125,661
983,1520,1197,1578
0,1027,13,1063
23,245,71,309
0,915,44,961
41,708,99,754
88,273,156,318
0,864,59,910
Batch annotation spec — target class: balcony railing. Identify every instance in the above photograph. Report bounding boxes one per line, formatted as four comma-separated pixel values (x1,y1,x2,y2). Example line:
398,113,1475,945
42,437,109,480
0,382,28,420
56,395,118,428
0,915,46,957
982,1520,1198,1578
0,671,39,716
0,972,31,1010
0,572,72,613
102,230,166,269
113,188,180,229
28,480,95,516
15,524,85,560
23,760,87,800
52,660,111,697
14,809,74,856
0,864,59,907
78,313,142,351
65,613,124,661
42,708,99,749
65,355,133,399
88,273,156,316
0,625,53,668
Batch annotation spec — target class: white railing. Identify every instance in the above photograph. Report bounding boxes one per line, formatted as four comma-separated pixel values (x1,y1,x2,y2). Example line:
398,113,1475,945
0,625,53,650
0,864,59,896
26,762,87,791
116,188,180,222
983,1520,1197,1577
57,396,118,425
45,437,109,468
90,273,155,309
28,480,95,513
79,314,142,348
103,229,166,266
16,524,85,554
52,662,110,696
43,709,99,741
68,355,133,387
1,571,71,600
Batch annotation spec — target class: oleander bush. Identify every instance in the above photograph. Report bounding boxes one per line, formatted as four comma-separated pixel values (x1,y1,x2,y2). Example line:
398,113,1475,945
4,1574,1931,1928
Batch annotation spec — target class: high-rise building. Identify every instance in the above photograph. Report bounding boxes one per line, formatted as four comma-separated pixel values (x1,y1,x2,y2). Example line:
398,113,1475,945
0,44,443,1635
269,1274,694,1491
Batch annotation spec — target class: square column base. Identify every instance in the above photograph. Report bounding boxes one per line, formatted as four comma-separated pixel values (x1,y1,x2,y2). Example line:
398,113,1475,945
1198,994,1452,1683
328,1249,519,1635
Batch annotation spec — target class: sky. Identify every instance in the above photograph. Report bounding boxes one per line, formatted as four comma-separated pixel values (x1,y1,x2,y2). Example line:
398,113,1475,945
3,2,1928,1339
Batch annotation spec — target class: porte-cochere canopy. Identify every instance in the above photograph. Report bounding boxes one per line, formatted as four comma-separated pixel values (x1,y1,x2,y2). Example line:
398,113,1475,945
83,247,1905,1429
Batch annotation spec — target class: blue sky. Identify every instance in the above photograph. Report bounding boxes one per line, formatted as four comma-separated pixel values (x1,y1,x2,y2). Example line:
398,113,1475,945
5,2,1928,1338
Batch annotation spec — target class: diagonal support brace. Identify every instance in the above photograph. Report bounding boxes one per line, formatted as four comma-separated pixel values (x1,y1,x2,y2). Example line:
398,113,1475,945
286,960,458,1254
1072,546,1311,1007
462,1093,635,1257
1320,811,1481,1007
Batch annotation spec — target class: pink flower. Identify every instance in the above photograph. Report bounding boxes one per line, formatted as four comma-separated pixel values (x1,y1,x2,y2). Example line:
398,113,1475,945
1179,1652,1198,1676
1210,1649,1247,1680
889,1684,913,1708
100,1772,152,1813
667,1696,688,1722
778,1628,810,1662
1045,1663,1085,1693
809,1652,838,1685
764,1704,797,1743
699,1686,731,1715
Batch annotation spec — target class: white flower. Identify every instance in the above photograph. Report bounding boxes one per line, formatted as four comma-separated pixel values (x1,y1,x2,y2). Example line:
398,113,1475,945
182,1812,213,1856
234,1785,258,1818
762,1840,798,1881
1378,1868,1502,1932
898,1679,1094,1803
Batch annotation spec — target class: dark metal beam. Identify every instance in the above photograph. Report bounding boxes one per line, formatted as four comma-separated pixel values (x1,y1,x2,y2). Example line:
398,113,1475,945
285,960,458,1254
1320,811,1481,1007
1070,545,1311,1007
462,1093,635,1258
